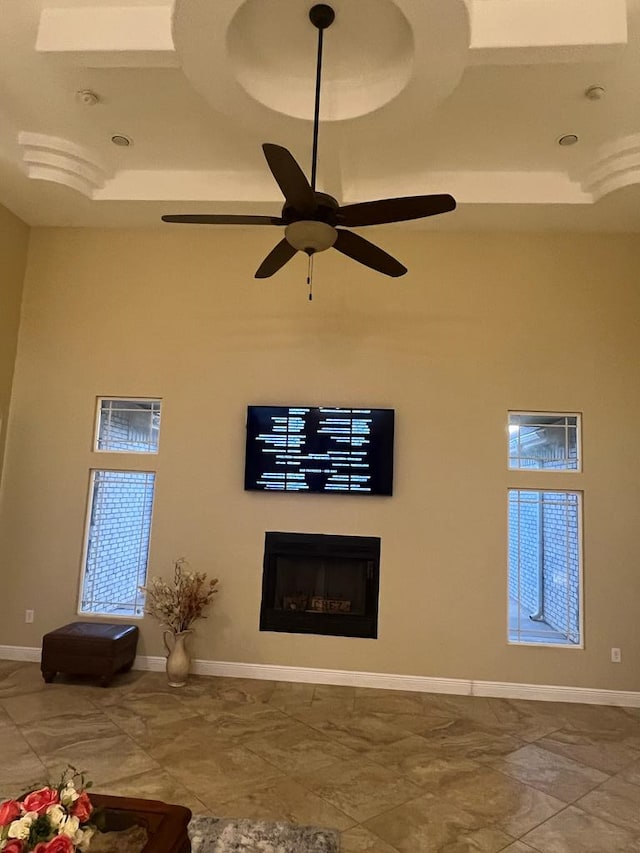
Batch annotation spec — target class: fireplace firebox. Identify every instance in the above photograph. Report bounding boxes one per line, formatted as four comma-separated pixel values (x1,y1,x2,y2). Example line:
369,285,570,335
260,532,380,638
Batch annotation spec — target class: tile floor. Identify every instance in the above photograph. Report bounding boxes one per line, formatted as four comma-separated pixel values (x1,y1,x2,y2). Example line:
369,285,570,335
1,661,640,852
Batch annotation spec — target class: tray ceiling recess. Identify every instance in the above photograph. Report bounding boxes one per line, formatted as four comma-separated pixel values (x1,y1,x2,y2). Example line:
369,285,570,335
0,0,638,231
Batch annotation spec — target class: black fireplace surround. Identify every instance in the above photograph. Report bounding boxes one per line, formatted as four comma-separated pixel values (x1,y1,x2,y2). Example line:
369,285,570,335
260,531,380,639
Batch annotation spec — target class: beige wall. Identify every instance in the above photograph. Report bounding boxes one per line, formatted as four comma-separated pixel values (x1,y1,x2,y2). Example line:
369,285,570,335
1,227,639,691
0,204,29,490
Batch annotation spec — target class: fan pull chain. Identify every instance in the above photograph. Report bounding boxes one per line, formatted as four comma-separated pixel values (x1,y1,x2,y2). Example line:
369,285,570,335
307,253,314,301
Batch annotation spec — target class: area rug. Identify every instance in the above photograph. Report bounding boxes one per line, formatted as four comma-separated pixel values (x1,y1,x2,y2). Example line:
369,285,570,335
188,815,340,853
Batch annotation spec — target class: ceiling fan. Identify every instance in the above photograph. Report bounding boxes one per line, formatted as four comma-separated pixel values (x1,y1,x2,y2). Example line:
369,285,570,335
162,4,456,280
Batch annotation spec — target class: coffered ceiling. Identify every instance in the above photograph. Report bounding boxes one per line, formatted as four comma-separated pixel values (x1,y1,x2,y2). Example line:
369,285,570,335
1,0,639,231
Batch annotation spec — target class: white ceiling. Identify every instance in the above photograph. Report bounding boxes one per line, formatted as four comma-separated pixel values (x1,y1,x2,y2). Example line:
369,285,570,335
1,0,640,231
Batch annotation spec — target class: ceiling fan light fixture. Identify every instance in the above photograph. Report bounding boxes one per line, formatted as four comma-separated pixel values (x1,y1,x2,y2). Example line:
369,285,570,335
285,220,337,253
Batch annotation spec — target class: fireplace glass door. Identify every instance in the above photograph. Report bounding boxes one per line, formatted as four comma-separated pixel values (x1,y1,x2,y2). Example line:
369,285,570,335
260,532,380,638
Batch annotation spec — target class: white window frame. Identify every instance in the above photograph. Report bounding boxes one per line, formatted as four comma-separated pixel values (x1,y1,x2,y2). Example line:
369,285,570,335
508,411,582,473
77,468,156,619
507,488,584,649
93,396,162,454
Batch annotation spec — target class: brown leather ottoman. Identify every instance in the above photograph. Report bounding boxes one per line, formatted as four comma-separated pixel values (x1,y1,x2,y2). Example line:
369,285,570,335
41,622,139,687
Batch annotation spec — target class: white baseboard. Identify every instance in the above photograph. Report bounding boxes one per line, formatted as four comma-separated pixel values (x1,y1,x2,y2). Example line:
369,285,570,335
470,679,640,708
3,645,639,707
0,645,40,663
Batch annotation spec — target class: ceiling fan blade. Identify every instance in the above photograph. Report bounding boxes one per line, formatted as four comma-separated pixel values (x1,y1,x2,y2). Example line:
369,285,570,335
262,144,317,213
333,229,407,277
255,238,298,279
162,214,283,225
338,194,456,227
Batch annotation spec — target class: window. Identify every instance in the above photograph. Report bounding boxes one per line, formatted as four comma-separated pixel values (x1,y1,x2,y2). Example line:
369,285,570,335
78,397,162,617
96,398,161,453
79,470,155,616
508,489,582,646
508,412,580,471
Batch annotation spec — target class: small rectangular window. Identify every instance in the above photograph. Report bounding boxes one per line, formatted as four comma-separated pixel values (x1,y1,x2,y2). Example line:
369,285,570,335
79,469,155,617
508,489,582,646
96,398,161,453
508,412,580,471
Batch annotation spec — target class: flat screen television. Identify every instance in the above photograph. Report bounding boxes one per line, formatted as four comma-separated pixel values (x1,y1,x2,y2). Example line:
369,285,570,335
245,406,394,495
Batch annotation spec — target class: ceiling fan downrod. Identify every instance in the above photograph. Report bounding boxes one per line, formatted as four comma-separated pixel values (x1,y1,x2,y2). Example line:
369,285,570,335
160,1,456,282
309,4,335,191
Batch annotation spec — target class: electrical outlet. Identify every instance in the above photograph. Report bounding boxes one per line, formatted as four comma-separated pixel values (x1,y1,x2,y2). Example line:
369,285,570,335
25,609,34,624
611,647,621,663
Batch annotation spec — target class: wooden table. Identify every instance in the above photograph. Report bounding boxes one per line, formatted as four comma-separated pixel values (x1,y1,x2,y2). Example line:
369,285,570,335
91,794,192,853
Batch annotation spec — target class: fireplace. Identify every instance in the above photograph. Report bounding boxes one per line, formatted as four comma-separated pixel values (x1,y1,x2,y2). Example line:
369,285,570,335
260,532,380,639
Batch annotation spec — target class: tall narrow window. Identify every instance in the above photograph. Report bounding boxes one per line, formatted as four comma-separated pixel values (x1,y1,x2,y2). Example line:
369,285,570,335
78,397,161,617
508,489,582,646
80,470,155,616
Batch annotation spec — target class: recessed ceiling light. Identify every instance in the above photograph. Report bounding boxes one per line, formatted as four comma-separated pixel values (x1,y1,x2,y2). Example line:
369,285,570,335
111,134,132,147
585,85,605,101
76,89,99,106
558,134,579,146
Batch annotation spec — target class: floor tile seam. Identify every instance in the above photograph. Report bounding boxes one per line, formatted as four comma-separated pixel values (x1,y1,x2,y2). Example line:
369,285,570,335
559,721,640,741
433,766,570,820
514,800,576,843
0,715,28,736
363,789,517,842
12,703,120,729
38,727,160,764
538,801,640,842
520,738,618,776
214,771,360,832
493,738,615,776
487,759,610,807
496,836,541,853
342,820,404,853
365,757,470,795
81,703,138,736
572,784,640,833
573,770,625,800
108,727,172,779
0,731,46,784
516,725,564,744
264,714,323,735
271,705,340,729
87,694,118,715
347,749,401,775
89,761,168,794
355,788,430,826
277,716,356,745
311,687,355,705
0,688,47,706
241,744,351,784
200,765,288,804
23,731,124,756
287,754,417,806
152,763,212,812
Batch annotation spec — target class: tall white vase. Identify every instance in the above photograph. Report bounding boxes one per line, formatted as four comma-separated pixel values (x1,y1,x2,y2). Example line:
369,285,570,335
163,629,192,687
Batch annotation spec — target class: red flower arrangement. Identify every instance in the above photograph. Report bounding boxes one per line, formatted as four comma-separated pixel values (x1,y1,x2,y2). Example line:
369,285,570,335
0,768,97,853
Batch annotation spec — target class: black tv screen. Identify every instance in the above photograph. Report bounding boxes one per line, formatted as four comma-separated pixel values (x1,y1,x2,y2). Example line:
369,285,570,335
245,406,394,495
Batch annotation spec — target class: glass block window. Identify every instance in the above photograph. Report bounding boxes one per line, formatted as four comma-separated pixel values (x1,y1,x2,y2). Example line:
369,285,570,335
96,398,161,453
509,412,580,471
79,470,155,617
508,489,582,646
